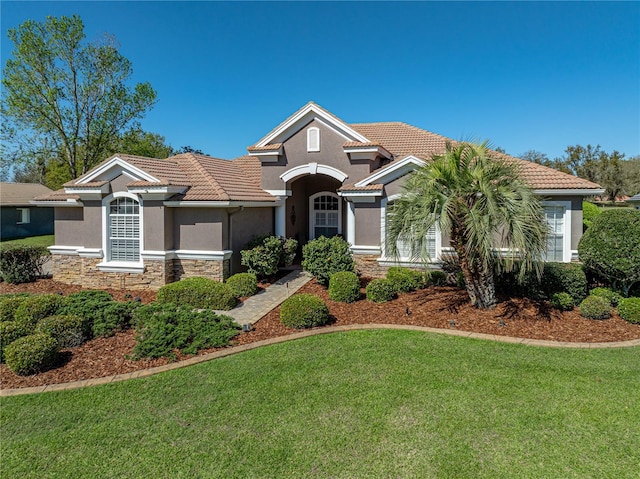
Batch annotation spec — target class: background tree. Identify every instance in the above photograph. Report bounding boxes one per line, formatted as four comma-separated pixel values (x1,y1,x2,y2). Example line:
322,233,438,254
621,155,640,196
113,128,174,159
387,141,548,309
174,146,208,156
1,15,157,187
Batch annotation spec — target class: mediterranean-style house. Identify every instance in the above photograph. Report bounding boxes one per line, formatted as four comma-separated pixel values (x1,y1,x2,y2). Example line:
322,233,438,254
33,102,604,290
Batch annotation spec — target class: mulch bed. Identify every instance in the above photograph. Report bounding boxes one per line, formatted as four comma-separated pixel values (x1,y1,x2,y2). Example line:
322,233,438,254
2,277,639,390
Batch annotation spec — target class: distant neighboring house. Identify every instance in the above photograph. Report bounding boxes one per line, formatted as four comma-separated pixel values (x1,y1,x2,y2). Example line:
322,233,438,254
0,182,54,240
628,194,640,210
34,102,604,290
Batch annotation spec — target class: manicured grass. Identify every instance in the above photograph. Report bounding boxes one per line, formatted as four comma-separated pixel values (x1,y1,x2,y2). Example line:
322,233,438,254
0,234,54,248
1,330,639,478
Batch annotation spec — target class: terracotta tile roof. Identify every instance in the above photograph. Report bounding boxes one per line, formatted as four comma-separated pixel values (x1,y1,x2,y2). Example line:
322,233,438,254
246,143,282,152
343,141,384,148
62,181,108,188
338,183,384,192
32,189,80,202
351,122,602,190
1,182,53,205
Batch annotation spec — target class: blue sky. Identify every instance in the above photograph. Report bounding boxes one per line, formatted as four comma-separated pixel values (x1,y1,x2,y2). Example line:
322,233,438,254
2,1,639,161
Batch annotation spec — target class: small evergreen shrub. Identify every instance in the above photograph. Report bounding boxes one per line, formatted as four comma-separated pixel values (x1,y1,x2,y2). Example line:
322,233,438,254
0,320,31,362
92,301,140,338
226,273,258,298
302,236,355,286
241,236,282,278
366,279,396,303
550,292,574,311
617,297,640,324
0,245,48,284
582,201,602,230
427,270,447,286
157,277,236,310
543,263,588,303
132,302,240,359
579,295,611,320
0,294,32,322
280,294,330,329
589,287,623,307
4,333,58,375
329,271,360,303
14,294,65,330
386,267,424,293
35,315,88,348
58,290,115,334
281,238,298,267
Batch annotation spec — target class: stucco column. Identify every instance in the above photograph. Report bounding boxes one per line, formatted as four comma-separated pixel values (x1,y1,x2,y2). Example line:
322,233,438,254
346,200,355,245
275,199,286,237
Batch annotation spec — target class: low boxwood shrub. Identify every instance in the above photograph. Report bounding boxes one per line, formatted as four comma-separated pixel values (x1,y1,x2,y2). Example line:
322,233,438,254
579,295,611,320
14,294,65,330
0,294,32,322
302,236,355,286
0,245,48,284
329,271,360,303
226,273,258,298
35,315,88,349
427,270,447,286
386,267,424,293
550,292,574,311
4,333,59,375
280,294,330,329
366,279,396,303
0,320,31,362
92,301,140,338
543,263,588,303
589,287,622,307
157,277,236,310
617,297,640,324
132,302,240,359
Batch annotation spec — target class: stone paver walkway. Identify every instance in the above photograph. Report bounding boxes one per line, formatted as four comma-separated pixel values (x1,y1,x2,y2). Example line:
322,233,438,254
214,268,313,326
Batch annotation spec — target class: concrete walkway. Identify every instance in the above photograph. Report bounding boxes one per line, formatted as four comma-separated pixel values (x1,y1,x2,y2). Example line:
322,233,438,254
214,268,313,327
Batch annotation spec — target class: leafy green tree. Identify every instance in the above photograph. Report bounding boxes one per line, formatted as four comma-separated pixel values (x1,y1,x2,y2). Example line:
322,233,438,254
113,128,174,159
621,155,640,196
563,144,605,183
174,146,208,155
599,150,626,201
520,150,572,174
1,15,157,185
387,141,547,309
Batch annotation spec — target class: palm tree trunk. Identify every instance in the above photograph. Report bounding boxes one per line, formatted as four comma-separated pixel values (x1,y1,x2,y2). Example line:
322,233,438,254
458,253,497,309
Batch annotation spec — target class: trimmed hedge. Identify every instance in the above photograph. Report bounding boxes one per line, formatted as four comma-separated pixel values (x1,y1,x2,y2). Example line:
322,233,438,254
386,267,424,293
14,294,65,330
226,273,258,298
35,315,88,349
329,271,360,303
280,294,330,329
589,287,622,307
240,236,298,278
618,297,640,324
550,292,574,311
4,333,58,375
366,279,396,303
579,295,611,320
302,236,355,286
0,320,31,362
0,294,32,322
0,245,48,284
157,277,236,310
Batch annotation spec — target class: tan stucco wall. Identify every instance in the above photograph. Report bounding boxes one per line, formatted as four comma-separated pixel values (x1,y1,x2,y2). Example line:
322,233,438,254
143,201,169,251
110,173,135,193
54,208,84,246
82,200,102,248
229,207,274,273
354,201,381,246
173,208,225,251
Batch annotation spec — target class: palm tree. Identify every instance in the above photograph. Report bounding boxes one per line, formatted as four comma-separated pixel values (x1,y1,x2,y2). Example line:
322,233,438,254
387,141,548,309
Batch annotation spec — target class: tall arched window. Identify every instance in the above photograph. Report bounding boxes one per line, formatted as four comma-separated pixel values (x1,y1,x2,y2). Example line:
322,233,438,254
309,192,341,240
108,196,140,262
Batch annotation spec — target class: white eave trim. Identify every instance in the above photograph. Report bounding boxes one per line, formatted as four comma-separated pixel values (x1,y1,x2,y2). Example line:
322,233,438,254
175,249,233,261
280,163,348,183
31,199,83,207
78,156,160,184
533,188,606,196
338,190,383,197
344,146,392,160
163,200,276,208
354,155,426,187
64,184,110,196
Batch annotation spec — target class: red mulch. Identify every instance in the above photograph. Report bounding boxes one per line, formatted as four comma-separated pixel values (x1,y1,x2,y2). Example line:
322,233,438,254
2,278,639,390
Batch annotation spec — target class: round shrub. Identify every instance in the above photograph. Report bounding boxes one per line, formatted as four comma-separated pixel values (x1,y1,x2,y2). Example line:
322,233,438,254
427,270,447,287
542,263,588,303
0,294,32,322
589,287,623,307
157,277,236,310
329,271,360,303
386,267,424,293
4,333,58,375
582,201,602,230
550,292,574,311
35,315,89,348
302,236,355,286
280,294,330,329
579,295,611,320
0,320,31,362
226,273,258,298
14,294,65,330
366,279,396,303
617,297,640,324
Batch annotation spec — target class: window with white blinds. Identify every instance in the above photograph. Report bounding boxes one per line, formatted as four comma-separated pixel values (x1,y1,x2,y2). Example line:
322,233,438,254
108,197,140,262
544,206,565,262
393,225,437,260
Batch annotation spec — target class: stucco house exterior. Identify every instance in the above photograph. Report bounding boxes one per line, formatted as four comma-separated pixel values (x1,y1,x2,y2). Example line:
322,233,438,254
34,102,604,290
628,194,640,210
1,182,54,240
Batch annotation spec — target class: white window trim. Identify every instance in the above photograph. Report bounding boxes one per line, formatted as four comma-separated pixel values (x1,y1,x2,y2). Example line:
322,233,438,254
16,208,30,224
97,191,144,273
380,194,441,263
542,200,572,263
307,126,320,152
309,192,342,240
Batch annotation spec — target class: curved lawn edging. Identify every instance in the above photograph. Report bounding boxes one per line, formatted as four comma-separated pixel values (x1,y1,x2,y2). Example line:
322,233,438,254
2,324,640,397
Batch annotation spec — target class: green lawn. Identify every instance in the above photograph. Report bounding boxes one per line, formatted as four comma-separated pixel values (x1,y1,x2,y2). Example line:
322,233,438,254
1,330,639,478
0,234,54,248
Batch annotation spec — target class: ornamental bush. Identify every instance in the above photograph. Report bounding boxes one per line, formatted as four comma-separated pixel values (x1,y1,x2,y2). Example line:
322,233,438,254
542,263,588,303
329,271,360,303
302,236,355,286
0,245,48,284
589,287,623,307
617,297,640,324
578,209,640,296
280,294,330,329
240,236,299,278
386,267,425,293
582,201,602,230
366,278,396,303
157,277,236,310
579,295,611,320
35,315,88,348
132,302,240,359
0,320,31,362
0,294,32,322
92,301,140,338
4,333,58,375
14,294,65,330
550,292,574,311
426,270,447,286
226,273,258,298
58,290,115,332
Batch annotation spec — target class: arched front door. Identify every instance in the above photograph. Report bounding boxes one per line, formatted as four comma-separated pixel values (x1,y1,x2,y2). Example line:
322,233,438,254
309,192,342,240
